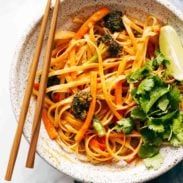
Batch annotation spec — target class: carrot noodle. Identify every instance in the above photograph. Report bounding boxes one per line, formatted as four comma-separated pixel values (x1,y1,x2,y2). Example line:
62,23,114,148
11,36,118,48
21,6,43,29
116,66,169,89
74,7,110,39
42,108,58,139
33,9,162,165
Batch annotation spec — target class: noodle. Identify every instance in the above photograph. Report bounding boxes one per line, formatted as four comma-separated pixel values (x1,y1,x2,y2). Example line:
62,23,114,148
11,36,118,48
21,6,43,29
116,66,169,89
32,8,165,165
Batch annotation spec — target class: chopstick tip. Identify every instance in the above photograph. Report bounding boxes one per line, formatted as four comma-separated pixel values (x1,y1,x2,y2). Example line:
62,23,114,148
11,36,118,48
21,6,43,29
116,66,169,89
4,171,12,181
25,158,35,169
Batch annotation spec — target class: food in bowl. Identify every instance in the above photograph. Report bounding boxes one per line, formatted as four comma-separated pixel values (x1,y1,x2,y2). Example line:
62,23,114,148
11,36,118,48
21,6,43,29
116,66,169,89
33,7,183,170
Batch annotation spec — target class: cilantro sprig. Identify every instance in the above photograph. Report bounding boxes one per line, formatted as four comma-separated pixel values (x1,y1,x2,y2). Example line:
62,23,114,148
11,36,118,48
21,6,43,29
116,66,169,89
128,51,183,161
114,118,134,134
127,50,170,83
113,51,183,168
131,75,182,158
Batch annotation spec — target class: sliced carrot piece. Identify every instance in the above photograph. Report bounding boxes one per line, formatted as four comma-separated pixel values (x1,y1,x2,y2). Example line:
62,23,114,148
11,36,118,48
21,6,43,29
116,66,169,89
115,81,123,105
74,7,110,39
42,108,58,139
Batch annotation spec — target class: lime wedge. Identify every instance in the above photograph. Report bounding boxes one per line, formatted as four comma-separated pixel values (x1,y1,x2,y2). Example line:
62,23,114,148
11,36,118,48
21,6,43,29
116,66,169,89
159,25,183,81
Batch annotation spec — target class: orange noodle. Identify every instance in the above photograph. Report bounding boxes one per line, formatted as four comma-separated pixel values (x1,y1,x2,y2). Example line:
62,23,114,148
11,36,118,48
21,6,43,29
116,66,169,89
32,8,163,164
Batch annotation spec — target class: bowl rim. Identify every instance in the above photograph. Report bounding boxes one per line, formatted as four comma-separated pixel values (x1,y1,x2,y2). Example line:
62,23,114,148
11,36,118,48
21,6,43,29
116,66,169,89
9,0,183,182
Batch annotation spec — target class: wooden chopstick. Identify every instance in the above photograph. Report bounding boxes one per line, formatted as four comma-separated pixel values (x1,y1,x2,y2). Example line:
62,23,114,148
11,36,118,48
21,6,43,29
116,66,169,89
26,0,60,168
5,0,51,181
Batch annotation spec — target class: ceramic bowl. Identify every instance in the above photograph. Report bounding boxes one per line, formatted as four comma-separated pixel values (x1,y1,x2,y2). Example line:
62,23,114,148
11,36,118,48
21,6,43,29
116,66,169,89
10,0,183,182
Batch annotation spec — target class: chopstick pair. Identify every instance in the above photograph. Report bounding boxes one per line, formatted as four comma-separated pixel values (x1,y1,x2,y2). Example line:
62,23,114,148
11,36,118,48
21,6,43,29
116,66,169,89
5,0,60,180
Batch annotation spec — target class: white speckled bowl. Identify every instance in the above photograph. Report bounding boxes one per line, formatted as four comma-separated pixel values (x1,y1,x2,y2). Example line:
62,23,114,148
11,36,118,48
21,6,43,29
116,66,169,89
10,0,183,182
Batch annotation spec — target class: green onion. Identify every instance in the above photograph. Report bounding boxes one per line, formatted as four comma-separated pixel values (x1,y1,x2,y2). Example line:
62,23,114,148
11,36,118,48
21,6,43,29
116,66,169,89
93,117,106,137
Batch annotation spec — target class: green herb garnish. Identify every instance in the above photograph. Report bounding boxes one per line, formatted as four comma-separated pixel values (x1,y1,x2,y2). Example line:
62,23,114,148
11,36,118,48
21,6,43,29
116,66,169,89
114,118,134,134
138,144,159,158
128,50,182,161
144,153,164,170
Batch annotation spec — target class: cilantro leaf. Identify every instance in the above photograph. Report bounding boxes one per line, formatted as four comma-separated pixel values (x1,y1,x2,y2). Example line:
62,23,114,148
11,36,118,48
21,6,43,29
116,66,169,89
144,153,164,170
158,96,169,111
152,75,165,86
148,111,177,124
170,136,183,147
140,87,169,113
131,88,139,103
148,108,168,117
137,78,154,95
172,113,183,134
162,128,172,140
127,50,169,84
148,123,165,133
177,133,183,142
114,118,134,134
171,112,183,145
127,67,150,83
140,128,162,146
138,144,159,158
154,50,169,67
148,50,170,70
168,86,181,110
131,107,146,120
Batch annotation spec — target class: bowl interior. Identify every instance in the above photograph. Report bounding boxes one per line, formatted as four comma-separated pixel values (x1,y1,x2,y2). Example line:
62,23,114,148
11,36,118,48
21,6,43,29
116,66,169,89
10,0,183,182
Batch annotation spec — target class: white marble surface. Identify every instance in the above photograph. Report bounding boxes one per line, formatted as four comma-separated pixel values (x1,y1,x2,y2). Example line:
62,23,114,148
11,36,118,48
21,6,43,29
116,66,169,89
0,0,183,183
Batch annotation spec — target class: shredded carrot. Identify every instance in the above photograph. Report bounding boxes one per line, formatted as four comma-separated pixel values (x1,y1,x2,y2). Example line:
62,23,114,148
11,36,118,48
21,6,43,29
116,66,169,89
90,138,106,151
75,72,97,142
42,108,58,139
74,7,110,39
89,26,96,42
115,81,123,105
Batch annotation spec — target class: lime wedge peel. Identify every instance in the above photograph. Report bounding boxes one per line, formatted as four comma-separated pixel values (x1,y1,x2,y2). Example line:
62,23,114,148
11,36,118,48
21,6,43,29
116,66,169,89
159,25,183,81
